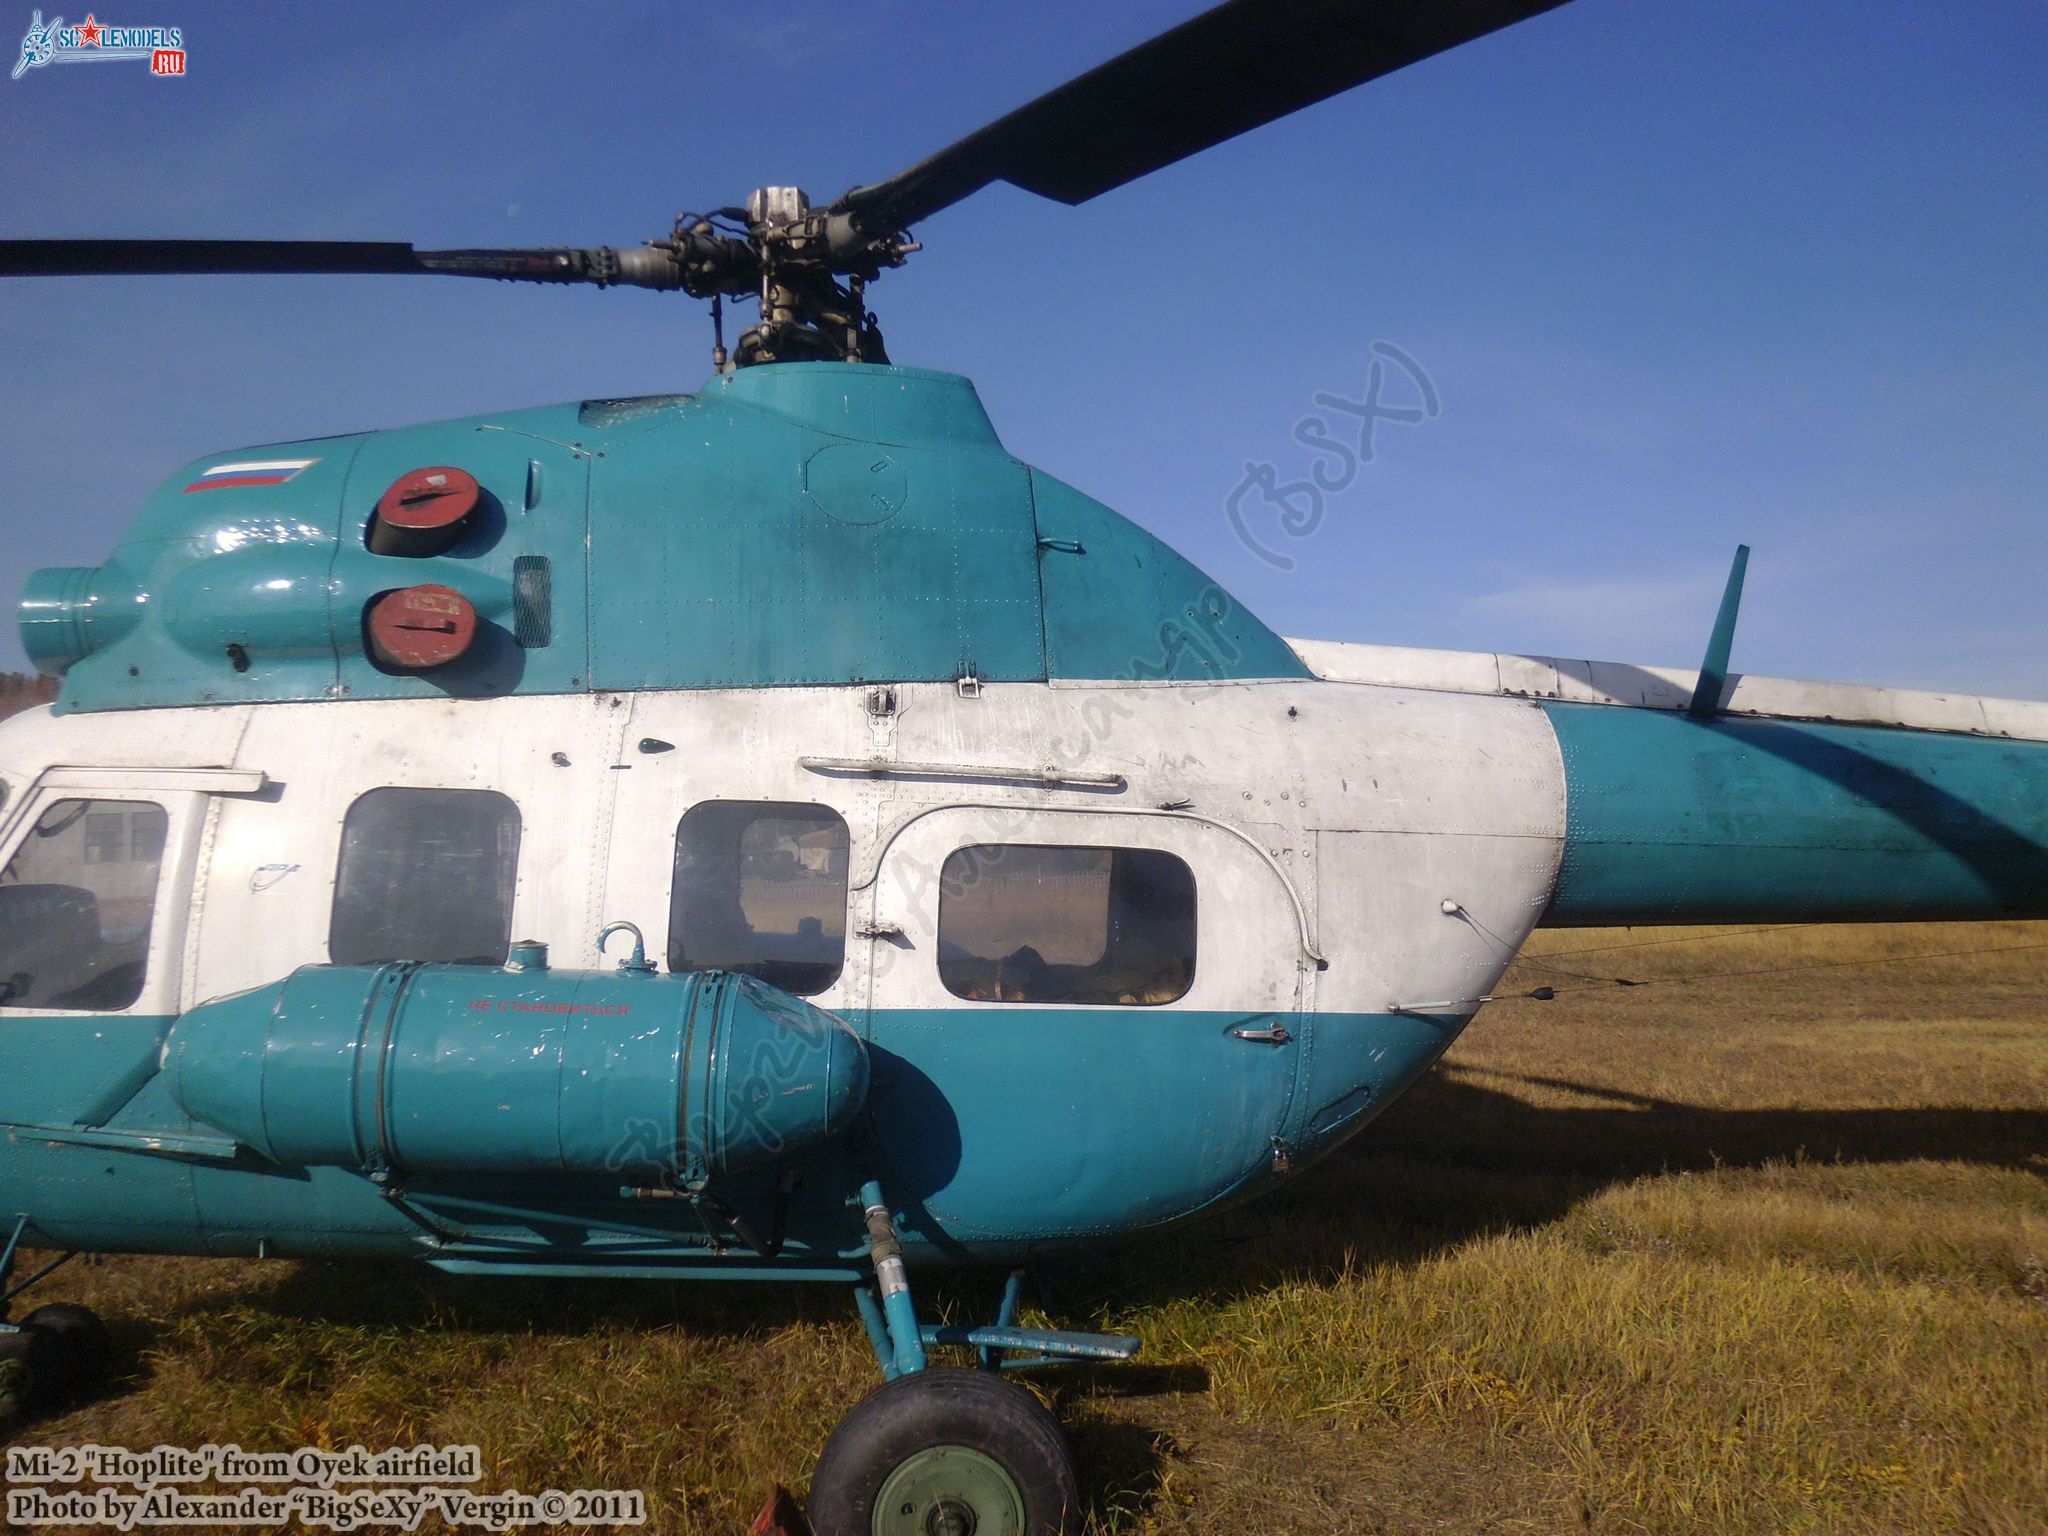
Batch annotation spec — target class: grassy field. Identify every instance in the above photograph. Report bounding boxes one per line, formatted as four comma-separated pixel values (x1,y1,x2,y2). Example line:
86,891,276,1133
4,921,2044,1534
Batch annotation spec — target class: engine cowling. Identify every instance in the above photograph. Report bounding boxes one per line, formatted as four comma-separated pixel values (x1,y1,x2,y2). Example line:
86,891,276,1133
162,963,868,1185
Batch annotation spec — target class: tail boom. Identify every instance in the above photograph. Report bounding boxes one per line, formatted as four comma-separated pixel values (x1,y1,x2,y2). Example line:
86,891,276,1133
1289,638,2048,927
1542,702,2048,925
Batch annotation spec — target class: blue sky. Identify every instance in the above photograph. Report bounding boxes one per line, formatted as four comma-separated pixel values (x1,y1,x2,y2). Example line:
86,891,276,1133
1,0,2042,694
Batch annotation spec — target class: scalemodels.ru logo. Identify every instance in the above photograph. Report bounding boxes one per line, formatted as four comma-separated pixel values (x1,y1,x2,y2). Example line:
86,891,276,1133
13,10,185,79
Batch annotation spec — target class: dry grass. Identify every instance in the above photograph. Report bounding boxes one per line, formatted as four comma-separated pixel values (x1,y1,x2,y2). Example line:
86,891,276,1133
5,922,2045,1534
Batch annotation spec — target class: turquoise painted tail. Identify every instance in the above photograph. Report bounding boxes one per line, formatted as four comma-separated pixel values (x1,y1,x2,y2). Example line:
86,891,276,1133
1543,702,2048,926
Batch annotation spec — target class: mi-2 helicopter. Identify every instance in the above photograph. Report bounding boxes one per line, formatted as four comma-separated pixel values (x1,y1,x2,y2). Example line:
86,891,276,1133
3,1,2046,1531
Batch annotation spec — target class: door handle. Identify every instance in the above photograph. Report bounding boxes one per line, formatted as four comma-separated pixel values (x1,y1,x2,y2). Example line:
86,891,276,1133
1230,1022,1291,1046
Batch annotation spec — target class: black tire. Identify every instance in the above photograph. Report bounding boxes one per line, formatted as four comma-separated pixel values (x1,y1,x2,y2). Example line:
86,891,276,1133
808,1368,1080,1536
22,1303,112,1398
0,1326,53,1420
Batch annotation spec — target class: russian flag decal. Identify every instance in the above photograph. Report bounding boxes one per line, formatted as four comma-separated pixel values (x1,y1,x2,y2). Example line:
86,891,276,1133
183,458,318,493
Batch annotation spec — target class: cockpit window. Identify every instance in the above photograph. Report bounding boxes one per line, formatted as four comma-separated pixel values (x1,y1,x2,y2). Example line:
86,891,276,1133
0,797,167,1010
938,844,1196,1006
0,758,30,818
330,788,521,966
670,801,848,995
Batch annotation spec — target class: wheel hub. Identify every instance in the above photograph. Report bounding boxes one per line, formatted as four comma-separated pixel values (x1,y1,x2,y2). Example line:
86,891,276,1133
872,1445,1023,1536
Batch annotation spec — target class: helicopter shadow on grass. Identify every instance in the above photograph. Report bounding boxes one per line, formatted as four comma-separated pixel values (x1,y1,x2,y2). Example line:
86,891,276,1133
96,1248,1185,1530
106,1256,1186,1530
45,1060,2045,1520
1051,1063,2048,1316
1046,1065,2047,1526
123,1054,2048,1354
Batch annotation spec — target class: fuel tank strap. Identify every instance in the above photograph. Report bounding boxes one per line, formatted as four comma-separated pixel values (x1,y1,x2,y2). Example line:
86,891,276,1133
348,962,424,1180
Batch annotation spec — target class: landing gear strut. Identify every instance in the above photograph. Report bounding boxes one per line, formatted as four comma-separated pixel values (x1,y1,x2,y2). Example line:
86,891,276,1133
0,1216,112,1418
798,1181,1139,1536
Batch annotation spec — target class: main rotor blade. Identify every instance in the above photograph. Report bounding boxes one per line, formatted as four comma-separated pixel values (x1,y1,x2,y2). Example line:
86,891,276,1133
838,0,1570,231
0,238,651,285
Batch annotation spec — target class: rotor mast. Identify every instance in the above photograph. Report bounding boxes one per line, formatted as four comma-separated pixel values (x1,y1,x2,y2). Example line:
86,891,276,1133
727,187,917,367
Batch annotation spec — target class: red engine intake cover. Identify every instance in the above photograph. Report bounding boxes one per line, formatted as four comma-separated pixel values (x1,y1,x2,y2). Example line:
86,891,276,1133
365,584,477,670
368,466,480,557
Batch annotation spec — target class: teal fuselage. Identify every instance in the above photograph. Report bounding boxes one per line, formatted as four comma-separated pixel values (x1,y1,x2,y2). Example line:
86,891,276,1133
3,362,2045,1283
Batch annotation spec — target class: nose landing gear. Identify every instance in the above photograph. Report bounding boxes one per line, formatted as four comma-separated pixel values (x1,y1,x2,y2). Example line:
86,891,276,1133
0,1218,113,1419
808,1368,1076,1536
791,1181,1139,1536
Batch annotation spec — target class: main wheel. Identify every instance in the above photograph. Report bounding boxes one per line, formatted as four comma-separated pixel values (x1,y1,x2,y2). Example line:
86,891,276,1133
807,1368,1080,1536
22,1304,112,1398
0,1326,53,1421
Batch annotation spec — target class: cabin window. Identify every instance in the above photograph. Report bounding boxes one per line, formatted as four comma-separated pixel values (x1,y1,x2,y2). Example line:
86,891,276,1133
0,797,167,1010
938,844,1196,1005
330,788,521,966
670,801,848,995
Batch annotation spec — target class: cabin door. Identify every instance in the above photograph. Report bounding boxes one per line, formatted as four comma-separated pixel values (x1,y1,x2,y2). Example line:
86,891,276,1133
858,805,1313,1245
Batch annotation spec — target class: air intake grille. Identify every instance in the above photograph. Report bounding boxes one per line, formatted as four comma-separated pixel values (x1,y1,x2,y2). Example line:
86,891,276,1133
512,556,552,649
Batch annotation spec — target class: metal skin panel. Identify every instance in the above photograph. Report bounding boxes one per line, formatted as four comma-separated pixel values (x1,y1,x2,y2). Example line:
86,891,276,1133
4,1006,1441,1264
1544,702,2048,925
1030,471,1312,683
28,366,1307,710
6,345,2040,1289
332,418,593,700
588,367,1048,690
0,674,1572,1266
6,635,2044,1273
713,363,1007,451
861,806,1310,1241
1,1017,177,1133
42,437,366,709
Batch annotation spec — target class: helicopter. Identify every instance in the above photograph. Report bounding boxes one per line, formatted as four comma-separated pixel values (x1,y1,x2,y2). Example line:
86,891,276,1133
3,1,2047,1532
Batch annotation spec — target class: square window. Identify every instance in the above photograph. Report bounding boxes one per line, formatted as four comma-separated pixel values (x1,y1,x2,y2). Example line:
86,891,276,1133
671,802,848,995
330,788,521,966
